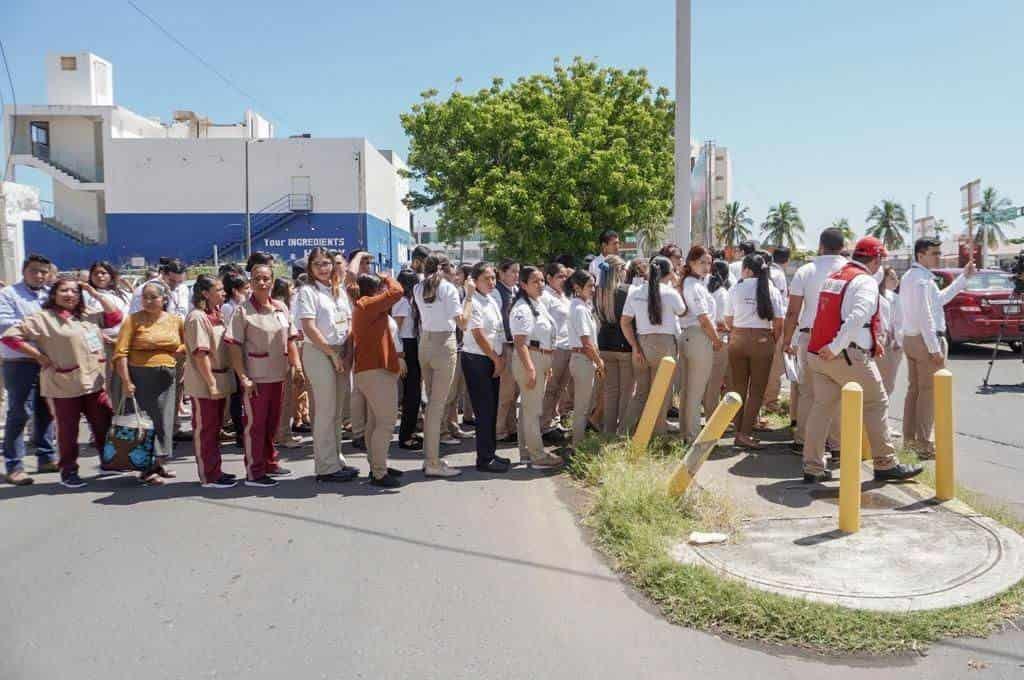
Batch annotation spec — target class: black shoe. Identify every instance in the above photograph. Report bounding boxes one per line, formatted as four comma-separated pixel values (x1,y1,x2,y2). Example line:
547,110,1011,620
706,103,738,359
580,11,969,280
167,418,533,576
874,463,924,482
173,430,192,442
462,418,477,428
202,474,237,489
266,466,292,477
60,472,87,489
245,476,278,488
667,406,680,419
542,430,566,445
370,473,401,488
476,458,511,473
497,433,518,444
341,465,360,475
790,442,804,453
802,470,833,484
316,468,358,483
386,467,404,478
351,437,367,451
222,472,238,481
493,455,511,466
399,438,423,451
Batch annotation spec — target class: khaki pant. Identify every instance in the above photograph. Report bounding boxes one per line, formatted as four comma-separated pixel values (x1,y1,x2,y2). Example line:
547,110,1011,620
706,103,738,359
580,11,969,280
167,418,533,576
275,366,297,442
902,334,946,452
702,341,730,421
624,334,677,435
728,328,775,436
350,378,366,438
496,345,519,438
804,351,897,475
429,349,468,437
512,349,552,461
569,352,597,445
419,331,458,466
795,332,840,446
302,343,350,475
762,334,787,411
877,343,903,397
354,369,396,480
541,348,572,431
600,351,634,435
679,325,714,441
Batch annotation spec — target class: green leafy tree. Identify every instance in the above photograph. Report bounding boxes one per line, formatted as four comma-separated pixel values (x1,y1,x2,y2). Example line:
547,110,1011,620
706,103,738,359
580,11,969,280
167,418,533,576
400,57,675,262
866,200,909,251
831,217,856,242
967,186,1016,248
760,201,805,250
716,201,753,248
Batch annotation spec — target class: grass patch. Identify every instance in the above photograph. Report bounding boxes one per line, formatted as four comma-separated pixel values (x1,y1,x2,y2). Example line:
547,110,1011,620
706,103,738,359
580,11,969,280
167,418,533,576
568,436,1024,655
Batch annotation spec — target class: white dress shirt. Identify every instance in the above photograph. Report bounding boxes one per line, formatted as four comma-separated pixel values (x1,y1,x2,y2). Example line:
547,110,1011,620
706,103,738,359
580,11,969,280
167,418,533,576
540,285,571,350
822,263,877,355
727,278,784,329
509,297,557,349
623,283,685,336
391,297,417,339
589,255,606,280
130,277,191,318
789,255,847,333
769,264,789,313
680,276,714,330
711,286,728,325
414,279,462,332
878,289,903,348
899,263,967,354
294,280,352,347
567,298,597,350
464,292,504,357
728,260,743,284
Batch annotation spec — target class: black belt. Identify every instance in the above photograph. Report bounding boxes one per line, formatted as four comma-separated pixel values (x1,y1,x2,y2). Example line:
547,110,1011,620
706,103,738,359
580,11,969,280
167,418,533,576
798,328,810,333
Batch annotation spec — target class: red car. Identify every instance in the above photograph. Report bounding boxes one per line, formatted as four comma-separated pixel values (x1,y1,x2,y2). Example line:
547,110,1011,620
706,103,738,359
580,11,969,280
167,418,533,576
932,268,1023,348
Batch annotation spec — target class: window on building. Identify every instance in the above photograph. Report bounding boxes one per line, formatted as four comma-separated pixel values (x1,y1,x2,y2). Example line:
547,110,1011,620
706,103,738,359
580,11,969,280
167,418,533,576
60,56,77,71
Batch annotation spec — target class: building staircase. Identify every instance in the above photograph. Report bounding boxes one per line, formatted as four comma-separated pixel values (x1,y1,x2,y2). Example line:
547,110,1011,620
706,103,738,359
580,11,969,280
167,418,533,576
11,154,104,191
212,193,313,261
38,200,100,245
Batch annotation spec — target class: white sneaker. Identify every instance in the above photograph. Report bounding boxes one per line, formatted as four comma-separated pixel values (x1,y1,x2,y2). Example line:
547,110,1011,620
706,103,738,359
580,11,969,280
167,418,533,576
439,435,461,446
423,461,462,478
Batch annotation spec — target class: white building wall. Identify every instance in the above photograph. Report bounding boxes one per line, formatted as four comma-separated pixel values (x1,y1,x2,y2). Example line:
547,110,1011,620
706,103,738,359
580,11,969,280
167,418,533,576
363,142,410,228
50,116,102,180
248,139,361,213
0,182,35,282
110,107,167,139
53,183,101,237
46,53,113,106
104,139,244,213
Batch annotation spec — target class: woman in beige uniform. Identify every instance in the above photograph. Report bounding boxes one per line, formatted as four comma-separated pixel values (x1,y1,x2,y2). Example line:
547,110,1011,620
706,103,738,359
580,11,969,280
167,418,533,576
2,275,123,488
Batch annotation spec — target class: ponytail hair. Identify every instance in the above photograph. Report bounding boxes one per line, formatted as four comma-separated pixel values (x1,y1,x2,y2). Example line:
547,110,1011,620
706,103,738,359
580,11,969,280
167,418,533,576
421,253,450,303
191,274,218,311
595,255,626,324
707,260,730,294
566,269,593,297
647,256,673,326
513,265,541,318
743,253,774,321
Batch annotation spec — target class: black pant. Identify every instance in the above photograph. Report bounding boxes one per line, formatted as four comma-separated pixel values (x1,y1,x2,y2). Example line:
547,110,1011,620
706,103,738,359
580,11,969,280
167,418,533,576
461,352,499,464
399,337,422,442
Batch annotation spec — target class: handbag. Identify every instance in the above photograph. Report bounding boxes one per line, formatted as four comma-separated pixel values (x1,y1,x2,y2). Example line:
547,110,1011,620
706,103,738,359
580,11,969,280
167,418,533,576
101,396,157,471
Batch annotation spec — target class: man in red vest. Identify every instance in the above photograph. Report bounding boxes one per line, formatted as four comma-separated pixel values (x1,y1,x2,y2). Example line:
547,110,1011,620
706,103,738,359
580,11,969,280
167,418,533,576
803,236,923,484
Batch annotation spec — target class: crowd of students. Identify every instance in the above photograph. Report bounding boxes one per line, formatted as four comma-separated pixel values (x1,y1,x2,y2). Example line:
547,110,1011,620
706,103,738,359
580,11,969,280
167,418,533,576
0,227,969,490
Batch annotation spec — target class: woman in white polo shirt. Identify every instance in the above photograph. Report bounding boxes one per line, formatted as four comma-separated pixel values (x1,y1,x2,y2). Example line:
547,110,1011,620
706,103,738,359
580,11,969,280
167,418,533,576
294,247,359,484
509,266,564,469
620,256,685,435
725,254,784,449
539,262,571,437
566,270,604,447
414,253,472,478
677,245,723,442
702,259,732,417
461,262,512,473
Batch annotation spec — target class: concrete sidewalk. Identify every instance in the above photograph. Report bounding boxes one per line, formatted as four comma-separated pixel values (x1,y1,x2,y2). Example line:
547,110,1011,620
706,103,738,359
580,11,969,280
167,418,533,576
674,428,1024,613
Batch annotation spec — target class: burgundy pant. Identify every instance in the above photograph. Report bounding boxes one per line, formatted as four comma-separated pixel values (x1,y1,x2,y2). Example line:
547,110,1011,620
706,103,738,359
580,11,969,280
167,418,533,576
191,397,227,484
242,381,283,480
48,391,113,475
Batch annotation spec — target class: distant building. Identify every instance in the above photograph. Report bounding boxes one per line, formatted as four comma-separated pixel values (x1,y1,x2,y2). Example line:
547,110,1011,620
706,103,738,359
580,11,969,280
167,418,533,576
2,52,411,269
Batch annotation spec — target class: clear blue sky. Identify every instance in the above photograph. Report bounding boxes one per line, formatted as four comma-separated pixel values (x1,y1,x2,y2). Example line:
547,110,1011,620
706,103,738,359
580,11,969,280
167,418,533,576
5,0,1022,246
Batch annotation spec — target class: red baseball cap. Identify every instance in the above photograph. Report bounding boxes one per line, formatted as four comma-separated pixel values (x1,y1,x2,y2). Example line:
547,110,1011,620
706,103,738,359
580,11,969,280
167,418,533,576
853,236,888,258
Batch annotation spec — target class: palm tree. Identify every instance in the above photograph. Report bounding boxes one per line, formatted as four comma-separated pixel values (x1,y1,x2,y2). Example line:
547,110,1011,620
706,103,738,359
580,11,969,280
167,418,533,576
968,186,1016,249
760,202,805,250
831,218,856,243
716,201,753,248
866,200,909,251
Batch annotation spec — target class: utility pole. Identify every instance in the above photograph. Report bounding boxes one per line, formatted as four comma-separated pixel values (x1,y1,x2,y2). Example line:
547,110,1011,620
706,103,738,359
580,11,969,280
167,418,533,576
243,137,252,260
673,0,692,251
961,178,981,265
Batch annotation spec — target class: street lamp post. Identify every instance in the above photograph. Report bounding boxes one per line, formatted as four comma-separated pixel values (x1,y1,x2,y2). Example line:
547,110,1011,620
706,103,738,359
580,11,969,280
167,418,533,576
673,0,692,251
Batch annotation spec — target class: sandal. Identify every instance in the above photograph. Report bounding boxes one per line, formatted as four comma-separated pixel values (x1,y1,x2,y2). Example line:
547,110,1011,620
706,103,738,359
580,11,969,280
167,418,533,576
157,466,177,479
735,434,764,450
141,472,166,486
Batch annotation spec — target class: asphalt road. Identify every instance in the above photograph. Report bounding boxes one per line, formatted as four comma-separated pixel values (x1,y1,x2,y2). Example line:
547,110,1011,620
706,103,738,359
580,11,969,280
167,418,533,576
886,342,1024,519
3,430,1024,679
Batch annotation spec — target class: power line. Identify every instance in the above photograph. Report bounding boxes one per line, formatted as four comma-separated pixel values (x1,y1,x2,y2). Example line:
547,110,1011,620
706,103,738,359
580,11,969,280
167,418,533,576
125,0,292,132
0,38,16,183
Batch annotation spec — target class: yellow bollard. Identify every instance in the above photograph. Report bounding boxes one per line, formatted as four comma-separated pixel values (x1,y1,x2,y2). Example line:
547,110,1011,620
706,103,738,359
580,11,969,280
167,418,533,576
667,392,742,498
839,382,863,534
630,356,677,459
934,369,955,501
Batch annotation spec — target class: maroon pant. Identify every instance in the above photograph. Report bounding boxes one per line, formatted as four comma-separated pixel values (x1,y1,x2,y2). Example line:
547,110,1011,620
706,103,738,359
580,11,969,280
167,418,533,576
191,397,227,484
242,381,283,480
48,391,113,475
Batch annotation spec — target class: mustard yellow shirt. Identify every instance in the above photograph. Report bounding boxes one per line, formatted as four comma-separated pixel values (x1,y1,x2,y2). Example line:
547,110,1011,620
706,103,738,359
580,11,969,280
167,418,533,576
114,311,185,368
